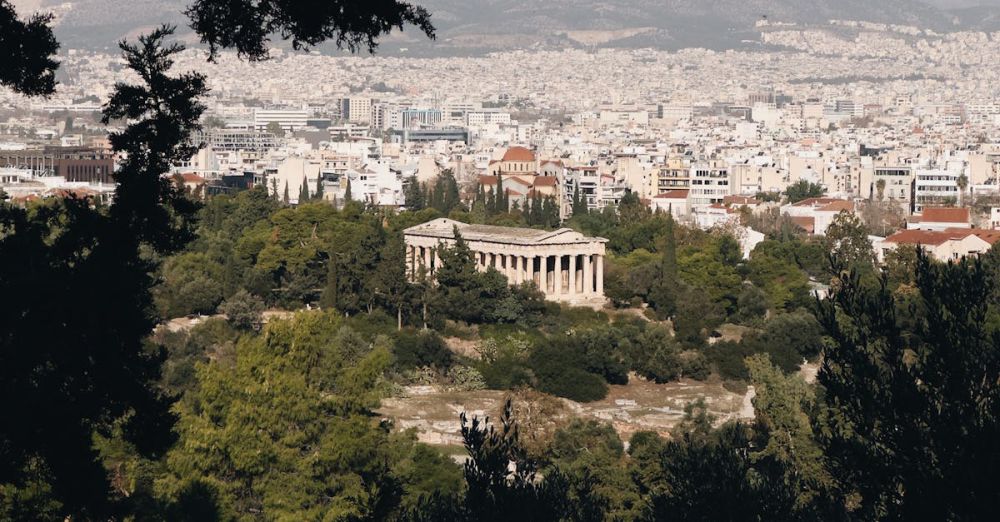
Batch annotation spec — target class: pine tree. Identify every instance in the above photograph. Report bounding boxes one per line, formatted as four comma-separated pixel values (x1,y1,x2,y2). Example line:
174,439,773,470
298,175,309,203
374,233,411,329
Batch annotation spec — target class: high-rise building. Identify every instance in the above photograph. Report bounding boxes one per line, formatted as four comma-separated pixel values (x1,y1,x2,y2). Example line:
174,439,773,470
340,97,372,124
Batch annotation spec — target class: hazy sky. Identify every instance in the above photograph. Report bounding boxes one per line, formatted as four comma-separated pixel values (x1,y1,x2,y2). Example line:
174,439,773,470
925,0,1000,6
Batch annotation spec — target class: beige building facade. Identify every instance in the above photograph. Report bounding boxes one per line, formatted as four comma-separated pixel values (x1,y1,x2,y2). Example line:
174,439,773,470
403,218,607,304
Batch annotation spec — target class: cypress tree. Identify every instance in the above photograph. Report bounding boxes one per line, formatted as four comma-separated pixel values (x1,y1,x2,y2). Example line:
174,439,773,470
282,180,289,204
572,182,588,217
315,174,324,201
495,172,506,214
344,176,352,202
298,174,309,203
662,211,678,282
404,175,425,210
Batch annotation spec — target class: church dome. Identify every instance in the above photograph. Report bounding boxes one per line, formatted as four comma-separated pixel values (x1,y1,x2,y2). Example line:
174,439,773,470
501,146,535,162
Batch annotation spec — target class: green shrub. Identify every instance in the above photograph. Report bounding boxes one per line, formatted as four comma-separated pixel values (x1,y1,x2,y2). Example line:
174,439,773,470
528,343,609,401
704,340,755,381
536,367,608,402
392,330,454,370
478,355,533,390
642,344,682,383
681,351,711,381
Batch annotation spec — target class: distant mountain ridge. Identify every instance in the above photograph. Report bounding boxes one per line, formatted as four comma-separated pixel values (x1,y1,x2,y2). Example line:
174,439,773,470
26,0,1000,53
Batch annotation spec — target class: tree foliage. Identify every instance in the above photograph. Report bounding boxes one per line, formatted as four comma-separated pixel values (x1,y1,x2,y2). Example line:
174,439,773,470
0,27,205,517
815,252,1000,519
784,180,825,204
0,0,59,96
186,0,435,61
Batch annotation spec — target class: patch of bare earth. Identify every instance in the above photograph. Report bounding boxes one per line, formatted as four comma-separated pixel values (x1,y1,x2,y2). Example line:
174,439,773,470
377,374,755,454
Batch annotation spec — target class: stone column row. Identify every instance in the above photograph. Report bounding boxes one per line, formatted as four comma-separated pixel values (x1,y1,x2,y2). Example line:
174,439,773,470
406,243,605,298
529,252,603,297
404,244,443,280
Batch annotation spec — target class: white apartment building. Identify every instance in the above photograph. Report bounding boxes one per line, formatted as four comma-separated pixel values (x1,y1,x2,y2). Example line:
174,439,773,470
466,110,512,127
253,109,309,132
913,168,961,213
688,160,732,206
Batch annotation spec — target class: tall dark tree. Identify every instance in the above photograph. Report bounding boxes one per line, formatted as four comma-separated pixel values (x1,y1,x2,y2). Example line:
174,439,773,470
815,252,1000,520
314,174,324,201
647,212,679,316
186,0,435,61
298,175,310,203
404,174,425,210
374,233,413,329
0,26,207,517
494,173,507,214
571,182,588,217
0,0,59,96
430,170,461,215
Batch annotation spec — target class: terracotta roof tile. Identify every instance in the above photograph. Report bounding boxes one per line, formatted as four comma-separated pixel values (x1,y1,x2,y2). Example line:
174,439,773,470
501,146,535,162
920,207,970,224
654,189,690,199
790,216,815,234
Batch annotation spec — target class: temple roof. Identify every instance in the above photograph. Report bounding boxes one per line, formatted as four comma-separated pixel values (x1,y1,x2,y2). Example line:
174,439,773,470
403,218,606,246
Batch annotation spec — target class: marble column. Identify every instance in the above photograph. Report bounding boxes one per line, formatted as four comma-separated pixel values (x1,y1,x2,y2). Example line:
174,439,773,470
525,255,534,287
596,254,604,295
423,246,431,274
583,253,593,294
568,253,577,295
539,255,548,295
553,254,562,295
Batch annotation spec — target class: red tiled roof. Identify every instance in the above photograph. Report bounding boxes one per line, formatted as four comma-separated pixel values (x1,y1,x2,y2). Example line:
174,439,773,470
790,216,815,234
818,200,855,212
724,195,759,206
962,229,1000,245
533,176,558,186
506,176,533,188
920,207,969,224
884,229,972,246
180,173,206,183
654,189,690,199
478,175,498,185
501,146,535,162
791,197,839,207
